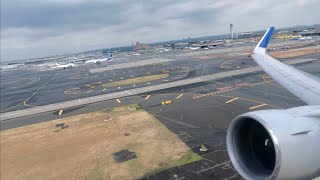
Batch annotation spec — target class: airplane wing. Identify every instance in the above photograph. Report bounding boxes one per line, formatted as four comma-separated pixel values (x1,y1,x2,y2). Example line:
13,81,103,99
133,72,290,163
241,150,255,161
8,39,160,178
251,27,320,105
227,27,320,180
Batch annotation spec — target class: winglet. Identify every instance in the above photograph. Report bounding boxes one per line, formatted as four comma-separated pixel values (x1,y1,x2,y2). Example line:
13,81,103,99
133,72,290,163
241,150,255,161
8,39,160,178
254,27,275,53
108,53,113,60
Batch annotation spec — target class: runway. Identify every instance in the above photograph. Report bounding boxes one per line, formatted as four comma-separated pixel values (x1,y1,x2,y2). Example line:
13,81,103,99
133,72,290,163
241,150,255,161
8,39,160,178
89,58,176,73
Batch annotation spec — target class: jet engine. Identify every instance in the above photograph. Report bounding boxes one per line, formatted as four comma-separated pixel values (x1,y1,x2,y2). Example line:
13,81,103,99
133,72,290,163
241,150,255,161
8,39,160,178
226,107,320,180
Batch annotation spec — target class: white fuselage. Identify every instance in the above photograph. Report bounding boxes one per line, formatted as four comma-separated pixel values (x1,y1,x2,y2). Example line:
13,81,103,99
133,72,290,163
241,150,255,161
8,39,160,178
56,63,75,69
85,57,112,64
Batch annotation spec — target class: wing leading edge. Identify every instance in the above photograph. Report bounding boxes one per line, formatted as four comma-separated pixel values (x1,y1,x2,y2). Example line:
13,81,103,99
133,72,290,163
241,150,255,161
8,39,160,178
252,27,320,105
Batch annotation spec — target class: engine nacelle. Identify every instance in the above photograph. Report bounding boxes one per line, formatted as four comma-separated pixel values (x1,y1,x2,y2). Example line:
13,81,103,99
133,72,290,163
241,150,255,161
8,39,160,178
227,107,320,180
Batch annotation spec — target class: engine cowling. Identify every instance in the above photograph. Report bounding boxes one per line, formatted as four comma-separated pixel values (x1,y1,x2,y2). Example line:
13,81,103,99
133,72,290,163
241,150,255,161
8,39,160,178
226,108,320,180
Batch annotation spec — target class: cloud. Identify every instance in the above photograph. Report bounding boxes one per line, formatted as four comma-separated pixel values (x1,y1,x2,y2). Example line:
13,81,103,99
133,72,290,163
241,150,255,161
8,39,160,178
1,0,319,61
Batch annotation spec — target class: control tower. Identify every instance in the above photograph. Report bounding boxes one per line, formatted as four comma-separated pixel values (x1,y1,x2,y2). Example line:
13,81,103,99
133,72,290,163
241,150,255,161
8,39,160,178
230,24,234,39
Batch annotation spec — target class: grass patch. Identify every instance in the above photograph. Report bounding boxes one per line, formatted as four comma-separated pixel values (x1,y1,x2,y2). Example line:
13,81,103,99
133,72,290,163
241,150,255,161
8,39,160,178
161,150,202,169
1,102,199,180
102,74,169,88
127,158,144,179
143,150,202,178
86,169,104,180
113,103,141,112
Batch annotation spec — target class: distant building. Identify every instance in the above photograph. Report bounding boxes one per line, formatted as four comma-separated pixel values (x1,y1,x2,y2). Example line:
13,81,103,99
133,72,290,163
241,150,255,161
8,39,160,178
163,44,175,50
174,43,188,49
236,32,253,39
208,42,225,47
25,60,45,66
277,31,290,34
132,42,151,51
187,41,199,47
0,63,25,70
230,24,234,39
290,27,320,36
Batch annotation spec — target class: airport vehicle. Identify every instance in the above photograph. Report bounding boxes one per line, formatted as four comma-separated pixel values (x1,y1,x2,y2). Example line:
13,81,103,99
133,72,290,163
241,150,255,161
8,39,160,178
226,27,320,180
85,53,113,64
161,100,172,105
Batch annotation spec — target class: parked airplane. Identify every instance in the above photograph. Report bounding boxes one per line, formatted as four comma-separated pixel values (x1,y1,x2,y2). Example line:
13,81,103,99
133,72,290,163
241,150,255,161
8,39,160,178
299,37,313,41
85,53,113,64
188,47,200,50
226,27,320,180
55,62,76,69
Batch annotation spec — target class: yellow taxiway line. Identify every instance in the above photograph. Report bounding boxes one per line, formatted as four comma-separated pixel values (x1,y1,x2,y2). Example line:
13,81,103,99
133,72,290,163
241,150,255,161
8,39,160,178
58,110,64,115
225,97,239,103
249,103,267,110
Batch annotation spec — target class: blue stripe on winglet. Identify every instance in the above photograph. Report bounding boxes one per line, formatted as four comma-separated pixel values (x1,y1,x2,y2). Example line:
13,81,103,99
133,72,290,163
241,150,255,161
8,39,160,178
259,27,275,48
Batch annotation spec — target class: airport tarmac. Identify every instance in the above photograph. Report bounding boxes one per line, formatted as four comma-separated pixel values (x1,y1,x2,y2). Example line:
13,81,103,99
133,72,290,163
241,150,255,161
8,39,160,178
0,53,243,113
2,40,318,115
1,41,319,179
1,65,315,179
0,56,317,120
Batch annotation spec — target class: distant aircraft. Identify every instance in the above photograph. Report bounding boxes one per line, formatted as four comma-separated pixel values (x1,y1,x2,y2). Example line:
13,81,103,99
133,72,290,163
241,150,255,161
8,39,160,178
188,47,200,50
69,59,86,64
132,53,140,56
226,27,320,180
0,63,24,70
55,62,76,69
85,53,113,64
299,37,312,41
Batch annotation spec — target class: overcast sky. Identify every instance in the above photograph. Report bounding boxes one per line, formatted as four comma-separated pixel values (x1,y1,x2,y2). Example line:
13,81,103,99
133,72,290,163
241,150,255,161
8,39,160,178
1,0,319,61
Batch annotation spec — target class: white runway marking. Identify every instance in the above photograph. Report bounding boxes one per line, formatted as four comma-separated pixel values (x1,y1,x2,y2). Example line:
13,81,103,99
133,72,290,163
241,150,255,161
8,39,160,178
176,94,184,99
